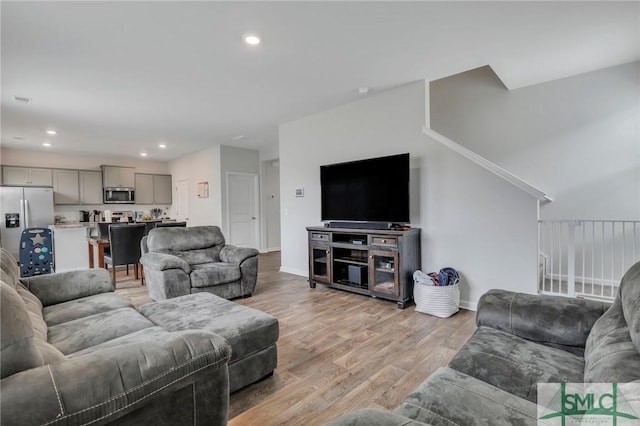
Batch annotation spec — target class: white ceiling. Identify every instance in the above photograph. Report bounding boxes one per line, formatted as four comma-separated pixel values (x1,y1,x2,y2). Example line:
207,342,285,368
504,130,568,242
2,1,638,161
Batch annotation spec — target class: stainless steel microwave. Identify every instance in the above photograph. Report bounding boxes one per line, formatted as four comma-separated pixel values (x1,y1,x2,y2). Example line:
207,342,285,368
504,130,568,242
104,188,135,204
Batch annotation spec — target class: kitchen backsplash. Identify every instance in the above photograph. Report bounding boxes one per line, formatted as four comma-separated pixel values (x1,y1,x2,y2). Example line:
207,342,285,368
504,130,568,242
54,205,172,223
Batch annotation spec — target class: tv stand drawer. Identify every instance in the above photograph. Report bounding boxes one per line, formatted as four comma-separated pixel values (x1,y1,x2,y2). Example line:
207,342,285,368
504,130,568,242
310,232,330,242
371,236,397,247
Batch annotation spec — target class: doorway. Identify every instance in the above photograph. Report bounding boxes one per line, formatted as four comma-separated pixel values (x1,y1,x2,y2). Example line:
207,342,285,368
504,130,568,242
227,172,259,248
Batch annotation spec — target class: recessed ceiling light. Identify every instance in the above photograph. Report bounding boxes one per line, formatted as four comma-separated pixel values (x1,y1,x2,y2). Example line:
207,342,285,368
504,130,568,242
42,142,51,147
13,95,32,104
140,152,148,157
46,130,57,135
357,87,370,95
243,34,261,45
158,144,166,149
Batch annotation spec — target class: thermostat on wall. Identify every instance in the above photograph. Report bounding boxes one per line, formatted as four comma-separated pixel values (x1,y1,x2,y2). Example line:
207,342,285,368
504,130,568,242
295,188,304,197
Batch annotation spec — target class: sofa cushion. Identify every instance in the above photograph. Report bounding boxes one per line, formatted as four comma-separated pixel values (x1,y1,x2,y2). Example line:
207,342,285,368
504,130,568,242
139,293,279,363
0,250,20,288
43,292,133,326
48,307,155,354
394,367,537,426
147,226,225,265
69,326,174,357
584,297,640,382
174,248,222,266
1,281,43,378
16,283,48,341
16,282,43,311
448,326,584,402
620,261,640,352
35,340,67,364
190,263,242,287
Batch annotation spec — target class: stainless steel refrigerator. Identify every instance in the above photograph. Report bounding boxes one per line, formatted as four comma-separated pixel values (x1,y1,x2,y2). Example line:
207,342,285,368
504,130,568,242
0,186,55,260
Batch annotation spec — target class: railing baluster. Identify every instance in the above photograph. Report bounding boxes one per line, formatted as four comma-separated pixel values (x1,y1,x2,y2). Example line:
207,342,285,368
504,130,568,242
631,222,637,264
592,221,595,297
601,221,605,297
567,221,576,297
582,222,586,294
559,222,563,294
622,222,626,285
549,222,555,293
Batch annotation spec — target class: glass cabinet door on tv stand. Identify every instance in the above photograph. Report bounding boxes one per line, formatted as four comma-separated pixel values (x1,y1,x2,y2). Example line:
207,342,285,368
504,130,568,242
310,245,330,283
369,249,399,297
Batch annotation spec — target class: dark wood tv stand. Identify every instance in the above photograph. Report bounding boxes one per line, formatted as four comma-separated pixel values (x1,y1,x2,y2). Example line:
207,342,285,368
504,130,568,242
306,226,421,309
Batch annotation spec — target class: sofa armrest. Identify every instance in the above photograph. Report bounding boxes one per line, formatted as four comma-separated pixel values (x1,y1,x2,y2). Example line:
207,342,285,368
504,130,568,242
1,330,231,425
220,245,259,264
141,252,191,274
477,289,610,349
20,268,114,307
329,409,430,425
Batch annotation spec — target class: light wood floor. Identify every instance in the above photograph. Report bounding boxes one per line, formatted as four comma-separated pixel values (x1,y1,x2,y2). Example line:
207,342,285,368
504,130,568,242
114,252,477,425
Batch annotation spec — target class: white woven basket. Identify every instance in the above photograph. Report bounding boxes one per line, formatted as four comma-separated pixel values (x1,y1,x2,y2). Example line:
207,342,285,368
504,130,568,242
414,281,460,318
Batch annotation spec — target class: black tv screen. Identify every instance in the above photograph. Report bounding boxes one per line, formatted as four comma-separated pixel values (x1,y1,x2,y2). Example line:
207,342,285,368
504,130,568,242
321,153,410,224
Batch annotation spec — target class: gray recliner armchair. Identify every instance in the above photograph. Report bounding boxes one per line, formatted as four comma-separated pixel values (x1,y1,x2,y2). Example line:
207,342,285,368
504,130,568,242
140,226,259,301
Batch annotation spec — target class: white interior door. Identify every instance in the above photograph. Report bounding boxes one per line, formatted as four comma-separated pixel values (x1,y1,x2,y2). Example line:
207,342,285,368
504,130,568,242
175,180,189,223
227,173,258,248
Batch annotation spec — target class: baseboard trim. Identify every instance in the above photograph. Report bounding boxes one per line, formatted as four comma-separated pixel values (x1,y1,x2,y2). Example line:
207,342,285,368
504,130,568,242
459,299,478,312
259,247,281,254
279,266,308,277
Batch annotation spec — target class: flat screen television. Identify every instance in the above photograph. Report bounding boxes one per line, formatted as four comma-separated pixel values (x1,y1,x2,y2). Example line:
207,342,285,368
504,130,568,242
320,153,410,224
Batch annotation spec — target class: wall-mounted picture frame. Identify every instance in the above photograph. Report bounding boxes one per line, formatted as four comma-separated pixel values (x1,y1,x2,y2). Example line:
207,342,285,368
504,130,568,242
197,181,209,198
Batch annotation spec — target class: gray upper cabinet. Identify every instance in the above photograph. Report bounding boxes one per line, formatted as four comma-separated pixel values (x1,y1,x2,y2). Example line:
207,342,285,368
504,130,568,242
135,173,172,204
153,175,172,204
79,170,103,204
134,174,154,204
3,166,53,186
53,169,80,204
102,166,135,188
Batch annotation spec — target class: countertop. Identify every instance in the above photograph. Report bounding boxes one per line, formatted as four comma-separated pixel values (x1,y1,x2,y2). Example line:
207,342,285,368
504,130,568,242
50,219,175,229
49,222,100,229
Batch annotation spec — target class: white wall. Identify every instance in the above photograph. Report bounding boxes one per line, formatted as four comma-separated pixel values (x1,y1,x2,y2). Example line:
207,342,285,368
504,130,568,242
169,145,222,227
169,144,267,249
259,142,279,162
279,81,539,309
430,62,640,220
261,159,281,251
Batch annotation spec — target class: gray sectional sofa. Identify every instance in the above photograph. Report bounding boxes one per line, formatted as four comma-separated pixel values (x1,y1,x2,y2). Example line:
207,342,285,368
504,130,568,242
331,261,640,425
141,226,259,301
0,246,279,425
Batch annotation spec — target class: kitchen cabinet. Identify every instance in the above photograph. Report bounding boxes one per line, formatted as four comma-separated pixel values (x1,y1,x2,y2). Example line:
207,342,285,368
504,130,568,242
153,174,172,204
3,166,53,186
134,174,154,204
79,170,103,204
53,169,80,204
102,166,135,188
135,173,172,204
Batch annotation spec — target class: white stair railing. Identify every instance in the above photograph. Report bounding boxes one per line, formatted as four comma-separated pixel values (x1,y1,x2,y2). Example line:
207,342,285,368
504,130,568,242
538,220,640,301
